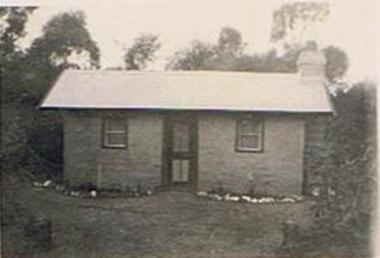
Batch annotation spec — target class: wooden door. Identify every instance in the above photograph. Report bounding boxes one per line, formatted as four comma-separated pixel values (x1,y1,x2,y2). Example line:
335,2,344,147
163,113,198,189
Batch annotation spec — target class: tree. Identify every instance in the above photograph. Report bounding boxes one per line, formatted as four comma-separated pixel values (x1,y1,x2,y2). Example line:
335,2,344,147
1,7,37,173
216,26,244,58
167,26,245,71
24,11,100,101
28,11,100,70
0,7,37,62
124,33,161,70
23,11,101,178
2,10,101,180
270,2,330,45
231,49,291,73
323,45,349,82
1,7,37,103
166,40,216,70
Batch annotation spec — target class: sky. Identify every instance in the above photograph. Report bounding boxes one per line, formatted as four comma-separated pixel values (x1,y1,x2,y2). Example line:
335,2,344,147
4,0,380,82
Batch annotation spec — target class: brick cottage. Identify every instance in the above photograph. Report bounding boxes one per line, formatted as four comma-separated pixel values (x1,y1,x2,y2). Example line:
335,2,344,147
40,46,333,195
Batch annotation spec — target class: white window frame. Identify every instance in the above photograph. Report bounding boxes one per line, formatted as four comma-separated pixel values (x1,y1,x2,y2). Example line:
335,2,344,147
102,118,127,148
236,118,264,152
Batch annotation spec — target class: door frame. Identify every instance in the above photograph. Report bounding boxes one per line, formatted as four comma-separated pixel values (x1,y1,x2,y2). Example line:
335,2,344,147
161,112,198,190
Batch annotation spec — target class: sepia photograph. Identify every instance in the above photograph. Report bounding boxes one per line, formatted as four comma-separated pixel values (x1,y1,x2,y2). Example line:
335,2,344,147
1,0,378,257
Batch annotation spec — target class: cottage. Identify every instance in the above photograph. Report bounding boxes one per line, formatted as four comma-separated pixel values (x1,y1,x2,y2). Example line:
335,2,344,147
40,46,333,195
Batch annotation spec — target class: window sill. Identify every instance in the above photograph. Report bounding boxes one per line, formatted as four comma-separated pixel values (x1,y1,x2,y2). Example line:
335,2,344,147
235,148,263,153
102,145,127,149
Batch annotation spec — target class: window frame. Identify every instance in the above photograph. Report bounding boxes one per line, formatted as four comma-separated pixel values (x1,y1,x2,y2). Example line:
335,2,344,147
235,118,264,153
102,117,128,149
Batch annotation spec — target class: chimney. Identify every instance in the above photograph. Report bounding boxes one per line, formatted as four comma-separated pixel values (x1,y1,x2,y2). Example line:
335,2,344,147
297,41,326,78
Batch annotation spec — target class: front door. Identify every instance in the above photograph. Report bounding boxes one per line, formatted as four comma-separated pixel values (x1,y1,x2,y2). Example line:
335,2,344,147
163,113,198,189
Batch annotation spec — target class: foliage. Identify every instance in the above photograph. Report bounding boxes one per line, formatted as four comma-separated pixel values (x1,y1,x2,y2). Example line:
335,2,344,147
323,45,349,82
280,82,376,257
167,27,347,82
231,49,292,73
216,26,244,58
314,82,375,228
270,2,330,44
124,33,161,70
28,11,100,70
166,40,216,70
0,7,37,62
232,43,348,82
1,7,37,173
2,10,100,180
167,27,245,71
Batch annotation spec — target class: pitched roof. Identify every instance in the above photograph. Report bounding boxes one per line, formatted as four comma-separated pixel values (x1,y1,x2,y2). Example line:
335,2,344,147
40,70,333,113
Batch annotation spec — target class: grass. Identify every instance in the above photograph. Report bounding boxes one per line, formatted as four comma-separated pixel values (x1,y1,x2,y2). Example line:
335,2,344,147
2,181,314,258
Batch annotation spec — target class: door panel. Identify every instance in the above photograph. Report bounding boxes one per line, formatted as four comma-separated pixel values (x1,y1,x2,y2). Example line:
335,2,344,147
172,159,190,182
172,121,190,153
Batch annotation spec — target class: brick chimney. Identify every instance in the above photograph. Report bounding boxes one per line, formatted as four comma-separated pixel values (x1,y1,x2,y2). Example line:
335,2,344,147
297,41,326,78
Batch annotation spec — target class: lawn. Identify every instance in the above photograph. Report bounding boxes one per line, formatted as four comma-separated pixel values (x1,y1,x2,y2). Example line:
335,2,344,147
2,181,314,258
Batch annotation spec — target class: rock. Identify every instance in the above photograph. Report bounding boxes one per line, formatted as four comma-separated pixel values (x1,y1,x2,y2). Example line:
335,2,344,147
229,196,240,202
210,194,222,201
70,191,80,197
291,195,303,202
224,194,239,202
55,185,65,191
328,188,336,196
43,180,52,187
281,197,296,203
146,190,152,195
241,195,251,202
197,191,208,197
90,190,97,198
264,197,275,203
312,187,320,197
248,198,257,204
33,182,43,188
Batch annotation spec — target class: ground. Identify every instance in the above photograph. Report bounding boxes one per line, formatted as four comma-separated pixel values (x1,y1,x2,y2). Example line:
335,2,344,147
3,181,314,258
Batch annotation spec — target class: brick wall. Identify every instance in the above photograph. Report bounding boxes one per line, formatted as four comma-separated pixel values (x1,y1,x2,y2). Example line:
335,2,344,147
64,111,163,191
197,113,305,195
64,110,309,195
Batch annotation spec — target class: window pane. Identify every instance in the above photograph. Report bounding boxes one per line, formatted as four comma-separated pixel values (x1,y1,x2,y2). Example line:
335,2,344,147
106,133,126,146
172,160,189,182
240,120,260,135
106,119,125,131
239,135,259,149
173,122,190,152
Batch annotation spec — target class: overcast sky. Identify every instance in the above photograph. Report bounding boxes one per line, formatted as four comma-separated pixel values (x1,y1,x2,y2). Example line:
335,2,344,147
5,0,380,82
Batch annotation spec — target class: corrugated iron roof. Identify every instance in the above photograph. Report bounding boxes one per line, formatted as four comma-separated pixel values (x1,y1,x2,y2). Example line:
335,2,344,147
40,70,333,113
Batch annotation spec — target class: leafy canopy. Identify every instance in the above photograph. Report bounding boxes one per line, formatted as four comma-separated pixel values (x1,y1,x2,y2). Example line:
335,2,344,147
167,25,348,82
271,2,330,44
167,27,245,71
166,40,216,70
124,33,161,70
0,7,37,62
217,26,244,58
323,45,349,82
28,11,100,69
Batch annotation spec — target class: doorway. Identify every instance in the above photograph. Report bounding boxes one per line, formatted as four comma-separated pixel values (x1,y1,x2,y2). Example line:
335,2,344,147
163,113,198,190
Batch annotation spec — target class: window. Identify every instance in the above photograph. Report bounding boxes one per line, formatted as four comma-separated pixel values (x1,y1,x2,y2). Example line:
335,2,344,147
103,118,127,148
236,118,263,152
